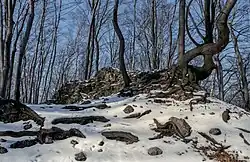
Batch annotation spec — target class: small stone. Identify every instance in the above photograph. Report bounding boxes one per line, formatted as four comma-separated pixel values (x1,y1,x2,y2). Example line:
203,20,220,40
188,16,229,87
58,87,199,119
23,123,32,130
140,106,143,108
0,146,8,154
209,128,222,135
75,152,87,161
113,115,117,117
71,140,79,146
0,138,7,142
95,104,109,109
222,109,230,123
98,141,104,146
104,123,111,127
44,136,53,144
209,112,215,115
184,116,188,119
148,147,163,156
201,113,205,115
123,105,134,114
98,149,103,152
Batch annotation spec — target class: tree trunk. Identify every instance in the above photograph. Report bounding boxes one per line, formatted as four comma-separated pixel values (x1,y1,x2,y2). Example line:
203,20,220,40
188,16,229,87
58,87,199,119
180,0,237,83
178,0,186,77
151,0,158,70
113,0,131,87
229,24,249,110
0,1,4,98
2,0,15,98
84,0,99,80
15,0,35,101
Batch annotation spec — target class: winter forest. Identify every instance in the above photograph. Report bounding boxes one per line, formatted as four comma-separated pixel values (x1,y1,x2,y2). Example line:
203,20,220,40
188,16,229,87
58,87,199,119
1,0,250,161
0,0,248,108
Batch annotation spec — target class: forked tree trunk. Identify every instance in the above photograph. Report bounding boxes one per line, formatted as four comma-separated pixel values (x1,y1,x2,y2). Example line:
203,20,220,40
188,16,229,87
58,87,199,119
178,0,237,83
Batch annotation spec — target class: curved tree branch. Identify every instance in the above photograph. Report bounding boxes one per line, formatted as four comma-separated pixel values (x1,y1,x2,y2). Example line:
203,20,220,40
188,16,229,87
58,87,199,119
184,0,237,64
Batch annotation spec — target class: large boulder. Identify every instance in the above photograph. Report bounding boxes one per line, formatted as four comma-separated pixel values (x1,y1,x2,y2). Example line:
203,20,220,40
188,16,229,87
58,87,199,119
0,98,45,126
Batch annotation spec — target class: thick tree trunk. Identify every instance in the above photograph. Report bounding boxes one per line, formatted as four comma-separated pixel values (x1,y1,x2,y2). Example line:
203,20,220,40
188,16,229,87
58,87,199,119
113,0,131,87
2,0,15,98
180,0,237,83
15,0,35,101
178,0,186,77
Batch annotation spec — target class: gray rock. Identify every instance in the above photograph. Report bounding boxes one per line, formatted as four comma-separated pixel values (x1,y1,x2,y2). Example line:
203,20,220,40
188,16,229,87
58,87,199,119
98,149,103,152
75,152,87,161
209,128,222,135
148,147,163,156
44,136,53,144
0,138,7,142
23,123,32,130
222,109,230,123
98,141,104,146
0,146,8,154
104,123,111,127
123,105,134,114
169,117,192,137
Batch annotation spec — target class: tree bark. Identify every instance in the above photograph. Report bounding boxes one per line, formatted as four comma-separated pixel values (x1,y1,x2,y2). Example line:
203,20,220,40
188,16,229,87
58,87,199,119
113,0,131,87
178,0,186,77
181,0,237,83
229,24,249,110
15,0,35,101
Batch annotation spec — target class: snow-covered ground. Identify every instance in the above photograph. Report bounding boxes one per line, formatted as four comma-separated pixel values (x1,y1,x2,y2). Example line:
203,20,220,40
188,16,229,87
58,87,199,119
1,94,250,162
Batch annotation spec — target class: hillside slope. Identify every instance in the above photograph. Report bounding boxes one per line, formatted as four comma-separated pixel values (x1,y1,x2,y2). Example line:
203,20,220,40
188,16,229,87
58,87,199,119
0,93,250,162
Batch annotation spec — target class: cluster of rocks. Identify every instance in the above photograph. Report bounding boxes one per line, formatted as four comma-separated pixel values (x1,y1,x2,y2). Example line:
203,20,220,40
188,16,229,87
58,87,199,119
53,67,191,104
53,67,129,104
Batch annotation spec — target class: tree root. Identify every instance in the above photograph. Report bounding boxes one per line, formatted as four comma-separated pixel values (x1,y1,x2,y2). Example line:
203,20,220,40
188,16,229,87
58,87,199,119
189,94,210,111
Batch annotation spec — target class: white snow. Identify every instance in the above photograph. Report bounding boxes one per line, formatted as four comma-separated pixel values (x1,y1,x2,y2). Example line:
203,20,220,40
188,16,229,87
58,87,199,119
1,94,250,162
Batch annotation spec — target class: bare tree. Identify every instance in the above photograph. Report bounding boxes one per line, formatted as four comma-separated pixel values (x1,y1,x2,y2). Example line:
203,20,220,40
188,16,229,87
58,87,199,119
177,0,237,84
113,0,131,87
229,24,249,110
15,0,35,101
